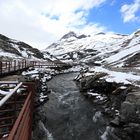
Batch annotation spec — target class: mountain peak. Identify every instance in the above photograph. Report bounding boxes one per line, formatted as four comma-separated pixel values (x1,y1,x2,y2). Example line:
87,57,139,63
95,32,106,35
60,31,87,41
134,29,140,36
60,31,77,40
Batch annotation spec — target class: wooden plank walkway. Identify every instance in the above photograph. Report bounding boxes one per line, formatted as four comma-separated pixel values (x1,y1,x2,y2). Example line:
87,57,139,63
0,59,71,139
0,60,33,76
0,59,71,77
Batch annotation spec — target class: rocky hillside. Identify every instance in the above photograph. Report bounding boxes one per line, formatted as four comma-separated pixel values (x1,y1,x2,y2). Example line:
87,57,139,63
0,34,45,60
0,34,60,62
44,30,140,70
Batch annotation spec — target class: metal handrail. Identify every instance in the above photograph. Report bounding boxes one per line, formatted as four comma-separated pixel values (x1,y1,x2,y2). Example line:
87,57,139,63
0,82,23,107
7,91,33,140
0,82,34,140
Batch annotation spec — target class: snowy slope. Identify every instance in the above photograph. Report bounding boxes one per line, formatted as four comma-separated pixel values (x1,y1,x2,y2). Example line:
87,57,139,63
0,34,55,61
44,30,140,68
104,30,140,67
0,34,44,60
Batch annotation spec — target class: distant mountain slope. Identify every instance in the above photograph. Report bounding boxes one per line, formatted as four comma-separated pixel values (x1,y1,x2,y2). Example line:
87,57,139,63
104,29,140,68
0,34,44,60
44,30,140,69
0,34,60,62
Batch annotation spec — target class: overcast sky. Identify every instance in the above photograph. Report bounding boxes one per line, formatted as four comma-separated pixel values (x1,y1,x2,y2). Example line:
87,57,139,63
0,0,140,50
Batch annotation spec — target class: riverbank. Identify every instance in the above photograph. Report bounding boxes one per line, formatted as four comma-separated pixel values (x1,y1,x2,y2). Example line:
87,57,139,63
74,68,140,140
1,66,140,140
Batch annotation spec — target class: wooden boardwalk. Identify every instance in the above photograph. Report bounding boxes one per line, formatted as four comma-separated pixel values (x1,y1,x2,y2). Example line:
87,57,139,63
0,60,33,76
0,59,71,139
0,59,71,77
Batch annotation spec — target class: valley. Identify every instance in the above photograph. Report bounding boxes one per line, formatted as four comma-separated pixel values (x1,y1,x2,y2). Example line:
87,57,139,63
0,29,140,140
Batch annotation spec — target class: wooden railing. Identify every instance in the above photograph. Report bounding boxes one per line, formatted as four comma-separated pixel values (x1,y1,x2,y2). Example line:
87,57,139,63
0,60,33,76
0,81,34,140
0,59,72,140
32,60,68,68
0,59,71,76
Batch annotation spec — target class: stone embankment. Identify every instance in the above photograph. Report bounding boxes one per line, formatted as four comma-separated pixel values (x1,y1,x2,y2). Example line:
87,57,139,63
74,71,140,140
20,68,53,140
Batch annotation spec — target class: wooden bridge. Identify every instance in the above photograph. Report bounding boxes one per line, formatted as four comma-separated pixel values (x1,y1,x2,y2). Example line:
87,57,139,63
0,60,32,76
0,59,71,77
0,59,71,140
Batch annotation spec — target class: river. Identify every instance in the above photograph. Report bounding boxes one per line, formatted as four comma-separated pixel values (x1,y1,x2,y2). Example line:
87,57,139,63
44,73,107,140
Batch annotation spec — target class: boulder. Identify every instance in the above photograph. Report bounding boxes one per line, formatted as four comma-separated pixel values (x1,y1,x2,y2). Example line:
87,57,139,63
110,116,120,127
120,91,140,123
110,86,132,111
79,72,108,91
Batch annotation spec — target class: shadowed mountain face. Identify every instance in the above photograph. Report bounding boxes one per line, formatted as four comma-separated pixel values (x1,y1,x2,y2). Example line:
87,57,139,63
44,30,140,69
0,34,44,59
60,31,87,40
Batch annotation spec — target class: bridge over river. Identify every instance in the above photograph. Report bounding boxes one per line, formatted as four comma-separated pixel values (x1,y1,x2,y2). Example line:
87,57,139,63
0,59,71,140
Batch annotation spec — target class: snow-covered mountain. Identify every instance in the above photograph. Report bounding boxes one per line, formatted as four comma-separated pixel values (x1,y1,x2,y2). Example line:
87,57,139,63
0,34,45,60
44,30,140,69
1,29,140,69
0,34,58,62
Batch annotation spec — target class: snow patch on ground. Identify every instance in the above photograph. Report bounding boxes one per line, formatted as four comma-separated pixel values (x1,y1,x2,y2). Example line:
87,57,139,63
89,66,140,86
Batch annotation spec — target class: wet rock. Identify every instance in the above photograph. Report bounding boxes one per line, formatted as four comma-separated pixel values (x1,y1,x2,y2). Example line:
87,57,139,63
120,91,140,123
101,126,120,140
111,90,140,140
76,70,140,139
118,123,140,140
110,86,132,111
32,120,48,140
121,101,137,122
110,117,120,127
79,72,111,92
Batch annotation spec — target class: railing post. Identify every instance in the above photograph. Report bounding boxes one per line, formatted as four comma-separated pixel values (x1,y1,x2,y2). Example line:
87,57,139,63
0,61,2,75
14,60,16,71
10,61,12,68
33,61,34,67
26,60,28,67
21,60,24,69
18,61,20,69
33,61,35,67
8,61,10,73
6,60,7,69
25,60,26,68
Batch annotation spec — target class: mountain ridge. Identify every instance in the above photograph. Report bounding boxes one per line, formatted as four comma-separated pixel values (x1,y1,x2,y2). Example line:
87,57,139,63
44,29,140,69
0,34,60,62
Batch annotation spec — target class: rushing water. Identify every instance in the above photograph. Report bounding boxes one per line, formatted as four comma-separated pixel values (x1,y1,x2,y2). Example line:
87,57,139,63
44,73,107,140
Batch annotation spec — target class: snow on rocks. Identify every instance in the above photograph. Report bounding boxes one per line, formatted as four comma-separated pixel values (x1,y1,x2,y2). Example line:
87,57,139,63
0,89,11,95
89,66,140,87
21,68,52,106
74,65,140,140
